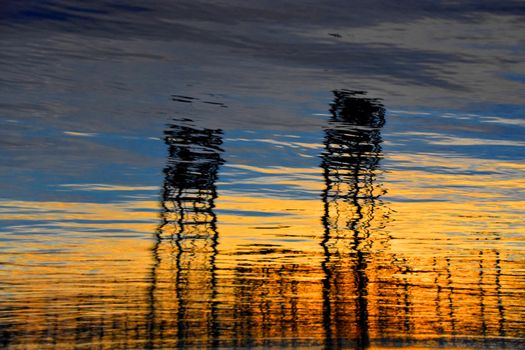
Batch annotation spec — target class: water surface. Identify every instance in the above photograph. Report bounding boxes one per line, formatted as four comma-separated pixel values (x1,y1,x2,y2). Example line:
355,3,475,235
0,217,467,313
1,1,524,349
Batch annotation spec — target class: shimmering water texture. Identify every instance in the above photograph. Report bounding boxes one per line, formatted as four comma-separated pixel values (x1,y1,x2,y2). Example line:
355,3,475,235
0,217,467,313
1,90,523,349
1,1,525,349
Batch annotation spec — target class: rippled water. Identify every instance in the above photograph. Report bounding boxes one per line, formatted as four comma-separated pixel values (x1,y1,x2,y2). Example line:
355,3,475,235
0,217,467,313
1,1,524,349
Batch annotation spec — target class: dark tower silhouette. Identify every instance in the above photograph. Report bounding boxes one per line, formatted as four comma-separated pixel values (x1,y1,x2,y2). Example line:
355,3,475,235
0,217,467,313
320,90,397,348
223,90,406,348
148,118,224,349
316,91,514,348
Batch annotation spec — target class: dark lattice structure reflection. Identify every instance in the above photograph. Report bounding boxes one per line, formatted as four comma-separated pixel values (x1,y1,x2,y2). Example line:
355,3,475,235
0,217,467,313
219,91,402,349
0,96,518,350
320,90,403,348
147,119,224,348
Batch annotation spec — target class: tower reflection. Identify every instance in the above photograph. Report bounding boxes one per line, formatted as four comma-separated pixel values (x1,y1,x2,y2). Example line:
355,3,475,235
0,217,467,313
316,90,512,347
0,94,519,349
222,90,401,348
148,119,224,348
320,90,401,348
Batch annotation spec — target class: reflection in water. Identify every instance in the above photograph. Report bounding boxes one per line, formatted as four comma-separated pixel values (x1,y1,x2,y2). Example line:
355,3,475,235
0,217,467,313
0,94,523,349
314,90,519,348
230,262,314,347
148,119,224,348
321,90,384,348
320,90,398,348
205,90,398,348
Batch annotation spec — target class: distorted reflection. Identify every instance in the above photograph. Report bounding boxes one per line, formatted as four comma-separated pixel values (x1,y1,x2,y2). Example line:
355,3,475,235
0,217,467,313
0,94,522,349
229,260,319,348
148,119,224,348
144,92,517,349
317,91,513,347
320,90,401,348
200,90,398,349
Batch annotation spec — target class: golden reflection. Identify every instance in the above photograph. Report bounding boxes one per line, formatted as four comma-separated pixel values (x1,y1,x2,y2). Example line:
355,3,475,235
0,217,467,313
319,90,392,348
147,120,224,348
0,94,523,349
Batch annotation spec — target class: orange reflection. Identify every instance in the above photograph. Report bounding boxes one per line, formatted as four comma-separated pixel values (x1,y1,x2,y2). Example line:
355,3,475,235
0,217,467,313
0,95,523,349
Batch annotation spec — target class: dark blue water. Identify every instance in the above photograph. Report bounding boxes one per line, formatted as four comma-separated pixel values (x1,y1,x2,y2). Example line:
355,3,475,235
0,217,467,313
1,1,524,349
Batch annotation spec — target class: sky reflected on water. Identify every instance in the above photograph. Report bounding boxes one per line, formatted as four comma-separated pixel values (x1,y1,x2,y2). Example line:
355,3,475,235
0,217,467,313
1,1,524,349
